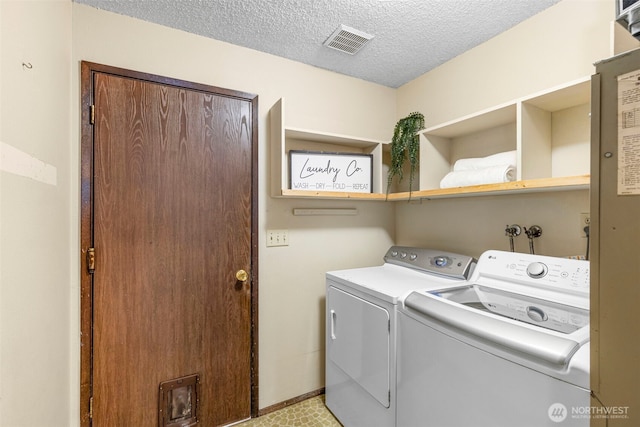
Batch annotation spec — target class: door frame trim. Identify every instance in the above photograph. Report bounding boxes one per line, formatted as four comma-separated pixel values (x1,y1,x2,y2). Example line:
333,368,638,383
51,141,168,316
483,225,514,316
79,61,259,426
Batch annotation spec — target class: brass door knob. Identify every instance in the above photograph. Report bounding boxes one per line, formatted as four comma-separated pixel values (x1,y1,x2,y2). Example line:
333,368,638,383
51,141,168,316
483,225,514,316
236,269,249,282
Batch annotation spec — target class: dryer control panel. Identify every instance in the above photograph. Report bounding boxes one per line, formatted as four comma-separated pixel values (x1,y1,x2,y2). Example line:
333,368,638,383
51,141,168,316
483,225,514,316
383,246,476,280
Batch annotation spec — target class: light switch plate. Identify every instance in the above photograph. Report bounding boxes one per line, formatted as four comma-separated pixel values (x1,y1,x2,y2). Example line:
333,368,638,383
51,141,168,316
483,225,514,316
266,229,289,247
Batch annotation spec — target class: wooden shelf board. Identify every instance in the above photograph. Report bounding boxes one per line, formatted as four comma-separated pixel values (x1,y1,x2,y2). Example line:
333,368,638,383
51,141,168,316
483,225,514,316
387,175,590,201
280,189,388,200
277,175,589,201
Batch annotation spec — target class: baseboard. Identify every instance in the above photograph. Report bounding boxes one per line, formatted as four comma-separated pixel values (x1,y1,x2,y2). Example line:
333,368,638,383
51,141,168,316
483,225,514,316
257,388,325,417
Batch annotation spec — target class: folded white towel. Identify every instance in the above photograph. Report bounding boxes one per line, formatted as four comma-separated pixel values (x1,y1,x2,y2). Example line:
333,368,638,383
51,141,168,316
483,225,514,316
453,150,517,171
440,165,516,188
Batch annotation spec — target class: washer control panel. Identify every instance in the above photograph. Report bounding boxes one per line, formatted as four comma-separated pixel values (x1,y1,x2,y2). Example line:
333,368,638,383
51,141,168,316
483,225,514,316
384,246,476,280
475,250,589,294
526,262,548,278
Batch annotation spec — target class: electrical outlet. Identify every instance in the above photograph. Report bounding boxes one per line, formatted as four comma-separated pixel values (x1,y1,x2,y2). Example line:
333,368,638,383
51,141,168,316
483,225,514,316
579,213,590,238
266,229,289,247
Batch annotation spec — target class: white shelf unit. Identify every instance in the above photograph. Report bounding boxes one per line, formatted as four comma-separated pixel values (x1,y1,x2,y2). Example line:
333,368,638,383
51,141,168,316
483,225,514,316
419,77,592,193
270,79,591,201
270,98,389,198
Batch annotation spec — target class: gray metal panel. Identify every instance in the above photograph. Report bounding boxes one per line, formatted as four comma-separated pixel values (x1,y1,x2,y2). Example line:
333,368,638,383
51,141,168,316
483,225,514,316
591,48,640,412
589,71,602,393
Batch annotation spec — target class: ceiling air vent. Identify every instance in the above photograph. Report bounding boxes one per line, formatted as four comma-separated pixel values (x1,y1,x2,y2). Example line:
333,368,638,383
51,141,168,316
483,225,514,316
323,25,374,55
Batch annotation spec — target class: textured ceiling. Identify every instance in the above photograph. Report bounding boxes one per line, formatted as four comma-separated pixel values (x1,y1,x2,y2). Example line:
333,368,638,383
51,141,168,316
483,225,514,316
74,0,562,88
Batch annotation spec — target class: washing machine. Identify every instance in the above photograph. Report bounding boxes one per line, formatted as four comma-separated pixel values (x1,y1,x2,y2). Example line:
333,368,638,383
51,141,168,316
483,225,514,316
397,249,590,427
325,246,476,427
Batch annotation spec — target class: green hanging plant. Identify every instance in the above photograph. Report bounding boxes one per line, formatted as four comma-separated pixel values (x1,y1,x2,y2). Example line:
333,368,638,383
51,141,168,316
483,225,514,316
386,111,425,198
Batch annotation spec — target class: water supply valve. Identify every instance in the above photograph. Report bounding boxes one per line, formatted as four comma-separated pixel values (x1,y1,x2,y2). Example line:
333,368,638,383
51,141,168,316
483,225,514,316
505,224,521,252
524,225,543,254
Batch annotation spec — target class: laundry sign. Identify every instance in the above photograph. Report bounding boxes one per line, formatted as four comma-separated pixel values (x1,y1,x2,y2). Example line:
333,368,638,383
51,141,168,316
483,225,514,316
289,150,373,193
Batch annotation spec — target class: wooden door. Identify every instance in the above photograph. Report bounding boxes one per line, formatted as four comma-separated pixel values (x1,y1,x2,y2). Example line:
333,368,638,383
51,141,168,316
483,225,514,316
80,62,258,426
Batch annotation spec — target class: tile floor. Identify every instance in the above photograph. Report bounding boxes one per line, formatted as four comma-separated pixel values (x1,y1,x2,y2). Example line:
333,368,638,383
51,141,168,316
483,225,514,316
235,395,342,427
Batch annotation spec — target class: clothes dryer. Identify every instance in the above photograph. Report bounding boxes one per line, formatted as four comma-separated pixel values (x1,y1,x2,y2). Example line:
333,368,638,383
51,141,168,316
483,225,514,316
325,246,476,427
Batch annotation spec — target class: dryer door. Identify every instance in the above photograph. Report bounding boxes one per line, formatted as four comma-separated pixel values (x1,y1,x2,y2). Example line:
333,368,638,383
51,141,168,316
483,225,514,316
327,286,390,407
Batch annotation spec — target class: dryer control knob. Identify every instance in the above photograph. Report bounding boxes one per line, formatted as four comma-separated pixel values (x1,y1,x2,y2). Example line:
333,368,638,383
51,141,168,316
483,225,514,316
434,256,449,267
526,262,548,278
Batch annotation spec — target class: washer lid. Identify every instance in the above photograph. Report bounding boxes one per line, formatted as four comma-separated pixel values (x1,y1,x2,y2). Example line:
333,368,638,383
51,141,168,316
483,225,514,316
404,290,586,367
430,284,589,334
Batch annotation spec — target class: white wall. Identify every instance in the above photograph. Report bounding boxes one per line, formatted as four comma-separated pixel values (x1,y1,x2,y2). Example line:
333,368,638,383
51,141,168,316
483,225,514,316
398,0,613,124
394,0,613,259
395,191,589,259
70,2,396,416
0,1,72,426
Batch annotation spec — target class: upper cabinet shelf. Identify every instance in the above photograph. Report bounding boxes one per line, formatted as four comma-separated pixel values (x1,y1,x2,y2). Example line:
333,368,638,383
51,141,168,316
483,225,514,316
423,103,517,139
420,77,591,193
270,78,591,201
269,98,388,198
284,128,382,148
